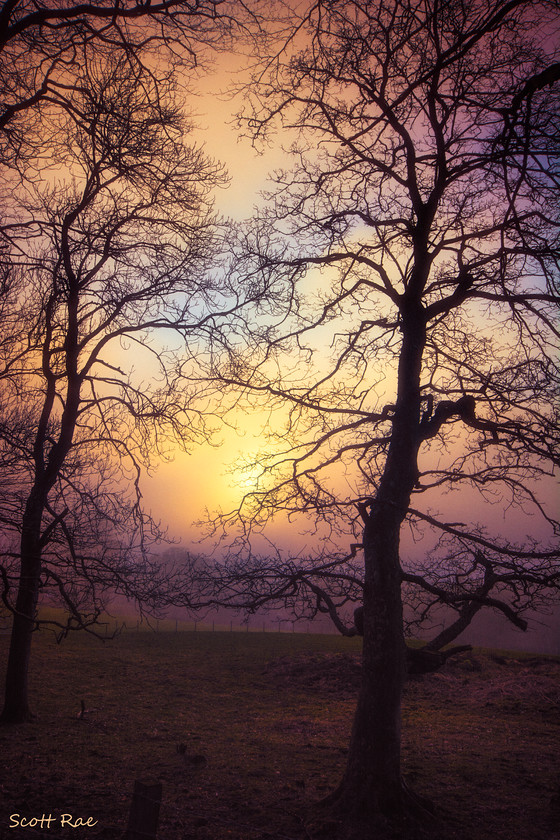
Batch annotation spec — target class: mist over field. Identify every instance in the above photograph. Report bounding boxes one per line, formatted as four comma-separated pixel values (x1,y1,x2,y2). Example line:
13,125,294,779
109,588,560,654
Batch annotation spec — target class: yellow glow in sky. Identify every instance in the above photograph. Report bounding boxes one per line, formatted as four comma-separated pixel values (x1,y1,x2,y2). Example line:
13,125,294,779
143,405,274,541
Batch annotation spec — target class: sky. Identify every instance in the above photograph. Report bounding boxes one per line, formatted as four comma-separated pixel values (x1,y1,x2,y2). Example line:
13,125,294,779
0,2,555,658
107,25,560,658
141,55,292,545
140,52,560,561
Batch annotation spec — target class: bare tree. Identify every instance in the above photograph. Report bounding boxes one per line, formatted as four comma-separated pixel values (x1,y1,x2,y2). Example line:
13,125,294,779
187,518,560,678
192,537,558,671
0,0,258,169
199,0,560,834
0,52,242,724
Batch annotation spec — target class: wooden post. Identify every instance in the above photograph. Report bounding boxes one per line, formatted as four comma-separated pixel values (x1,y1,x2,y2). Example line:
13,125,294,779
125,780,162,840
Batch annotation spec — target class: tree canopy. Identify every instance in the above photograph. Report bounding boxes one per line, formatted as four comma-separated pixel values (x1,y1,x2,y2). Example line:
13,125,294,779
0,0,255,167
193,0,560,832
0,41,247,721
203,0,560,639
0,0,558,834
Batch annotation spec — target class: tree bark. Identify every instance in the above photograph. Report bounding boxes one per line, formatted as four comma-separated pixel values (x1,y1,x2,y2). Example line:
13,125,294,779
1,373,79,723
1,497,44,723
331,508,407,819
322,300,429,835
1,215,82,724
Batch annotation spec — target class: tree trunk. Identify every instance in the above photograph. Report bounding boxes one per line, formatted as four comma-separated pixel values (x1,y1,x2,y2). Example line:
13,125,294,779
320,297,430,837
1,497,44,724
334,508,407,810
1,358,79,723
1,607,38,724
425,602,483,651
321,505,425,839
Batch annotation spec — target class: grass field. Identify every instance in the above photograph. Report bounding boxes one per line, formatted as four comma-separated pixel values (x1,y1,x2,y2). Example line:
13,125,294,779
0,627,559,840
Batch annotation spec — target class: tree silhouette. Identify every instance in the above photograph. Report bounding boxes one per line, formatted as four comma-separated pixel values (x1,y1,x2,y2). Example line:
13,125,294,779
0,53,237,724
199,0,560,834
0,0,255,168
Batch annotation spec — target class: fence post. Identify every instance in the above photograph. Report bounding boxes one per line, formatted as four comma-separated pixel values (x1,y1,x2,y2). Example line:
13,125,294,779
125,780,162,840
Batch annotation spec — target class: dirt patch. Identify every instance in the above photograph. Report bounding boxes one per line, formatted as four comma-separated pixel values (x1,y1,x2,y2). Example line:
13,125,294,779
264,648,560,711
264,652,362,699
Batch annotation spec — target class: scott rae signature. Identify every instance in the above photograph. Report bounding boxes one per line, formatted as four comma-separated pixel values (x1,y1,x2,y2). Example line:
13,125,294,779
9,814,98,829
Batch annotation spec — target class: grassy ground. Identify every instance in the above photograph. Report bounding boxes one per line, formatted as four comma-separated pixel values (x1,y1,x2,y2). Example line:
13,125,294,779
0,627,558,840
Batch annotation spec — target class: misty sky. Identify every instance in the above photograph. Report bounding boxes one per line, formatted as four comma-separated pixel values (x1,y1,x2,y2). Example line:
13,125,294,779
142,56,289,543
140,51,560,564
